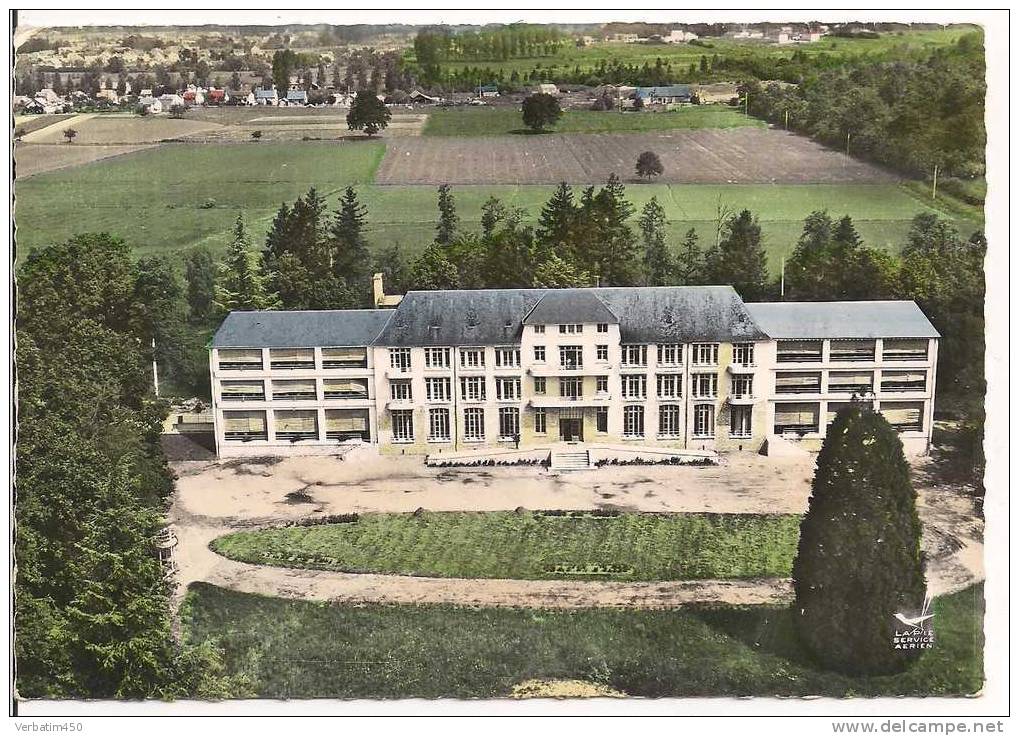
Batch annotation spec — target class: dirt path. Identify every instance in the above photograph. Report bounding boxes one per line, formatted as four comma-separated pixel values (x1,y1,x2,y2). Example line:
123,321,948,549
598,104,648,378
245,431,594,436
168,445,983,609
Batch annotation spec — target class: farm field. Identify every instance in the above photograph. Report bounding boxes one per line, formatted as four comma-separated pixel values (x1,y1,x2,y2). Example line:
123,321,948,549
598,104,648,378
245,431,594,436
422,105,763,137
15,142,157,177
22,113,224,144
183,581,984,699
376,127,897,185
415,28,978,78
210,511,801,581
13,141,979,273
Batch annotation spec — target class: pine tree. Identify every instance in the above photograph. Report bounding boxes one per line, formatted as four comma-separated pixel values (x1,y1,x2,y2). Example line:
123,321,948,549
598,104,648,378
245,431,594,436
675,228,704,285
435,183,459,246
330,186,371,293
215,215,277,313
793,404,926,675
638,197,673,286
587,174,639,286
480,196,507,239
536,182,577,258
703,209,769,300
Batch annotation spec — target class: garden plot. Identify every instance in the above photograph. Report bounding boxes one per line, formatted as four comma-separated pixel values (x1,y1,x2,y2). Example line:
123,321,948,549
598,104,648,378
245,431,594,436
375,127,898,186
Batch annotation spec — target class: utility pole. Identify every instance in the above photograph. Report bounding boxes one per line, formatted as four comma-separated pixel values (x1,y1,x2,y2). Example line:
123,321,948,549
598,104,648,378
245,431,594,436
845,131,851,158
151,337,160,397
780,258,785,298
784,109,789,130
932,164,939,200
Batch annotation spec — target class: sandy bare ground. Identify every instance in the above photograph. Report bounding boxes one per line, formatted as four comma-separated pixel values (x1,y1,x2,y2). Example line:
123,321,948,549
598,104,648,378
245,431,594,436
14,142,158,177
168,443,982,609
375,127,899,185
24,114,225,145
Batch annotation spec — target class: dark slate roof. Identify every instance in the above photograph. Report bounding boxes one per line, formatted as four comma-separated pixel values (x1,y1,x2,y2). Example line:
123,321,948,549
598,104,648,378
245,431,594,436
745,301,940,339
635,84,692,99
375,290,543,347
523,290,618,325
596,286,767,342
212,309,393,348
375,286,767,346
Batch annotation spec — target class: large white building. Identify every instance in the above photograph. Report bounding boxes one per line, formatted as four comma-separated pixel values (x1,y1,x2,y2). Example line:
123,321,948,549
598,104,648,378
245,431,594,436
209,285,939,458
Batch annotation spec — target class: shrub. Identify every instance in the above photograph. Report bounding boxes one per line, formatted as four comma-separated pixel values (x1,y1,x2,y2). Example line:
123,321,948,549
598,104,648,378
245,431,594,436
792,404,926,675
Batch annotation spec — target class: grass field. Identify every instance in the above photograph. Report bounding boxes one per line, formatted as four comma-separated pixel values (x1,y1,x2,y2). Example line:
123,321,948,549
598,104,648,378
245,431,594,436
14,141,981,273
183,581,984,699
422,106,763,136
210,511,802,581
417,28,978,78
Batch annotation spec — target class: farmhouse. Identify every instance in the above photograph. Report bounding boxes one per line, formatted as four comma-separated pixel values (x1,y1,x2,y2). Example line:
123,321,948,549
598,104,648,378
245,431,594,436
209,282,939,459
477,84,500,98
255,87,278,105
634,85,692,105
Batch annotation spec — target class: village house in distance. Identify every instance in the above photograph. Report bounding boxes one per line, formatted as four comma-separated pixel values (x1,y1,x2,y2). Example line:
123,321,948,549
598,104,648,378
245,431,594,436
208,277,940,461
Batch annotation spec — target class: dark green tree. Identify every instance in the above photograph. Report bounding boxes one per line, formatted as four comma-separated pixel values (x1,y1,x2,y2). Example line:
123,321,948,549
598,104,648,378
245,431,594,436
703,209,769,300
536,182,577,260
635,150,664,181
215,214,278,313
675,228,704,285
435,183,459,246
183,246,217,323
346,89,392,137
330,186,371,295
480,196,507,238
271,49,297,95
638,197,674,285
793,404,926,675
521,92,563,131
585,174,639,286
410,242,460,290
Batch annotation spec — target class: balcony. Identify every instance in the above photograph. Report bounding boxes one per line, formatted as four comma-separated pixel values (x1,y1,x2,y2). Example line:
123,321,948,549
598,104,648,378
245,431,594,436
386,366,413,378
529,394,610,408
727,362,757,374
727,392,756,405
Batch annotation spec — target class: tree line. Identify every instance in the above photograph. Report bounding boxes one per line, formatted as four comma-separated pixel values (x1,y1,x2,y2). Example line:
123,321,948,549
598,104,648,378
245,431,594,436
16,235,251,698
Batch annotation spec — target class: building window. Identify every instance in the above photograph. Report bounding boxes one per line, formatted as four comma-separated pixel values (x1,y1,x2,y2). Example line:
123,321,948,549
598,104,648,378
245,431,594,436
428,408,450,441
460,348,485,368
218,348,263,371
732,343,755,366
534,407,547,434
825,402,854,427
270,348,315,370
460,376,486,402
560,377,583,399
391,409,414,442
496,377,521,401
596,376,609,394
534,324,545,334
389,348,412,372
777,340,822,363
390,379,413,402
325,408,370,441
691,343,719,366
730,375,753,399
463,408,485,441
656,373,681,399
533,345,546,362
534,376,546,395
496,347,521,368
774,403,820,435
221,380,265,401
830,339,876,362
730,405,753,438
223,410,267,441
274,409,318,441
693,404,715,438
322,347,367,369
559,324,583,334
621,344,647,366
882,338,928,361
323,378,369,399
596,344,609,361
559,345,583,370
424,347,450,368
596,407,608,433
623,405,645,438
271,380,317,401
880,401,924,432
498,408,520,440
691,373,718,399
880,370,927,393
657,344,682,366
621,374,647,399
597,323,609,333
658,404,682,438
425,377,451,402
775,372,821,394
828,371,873,395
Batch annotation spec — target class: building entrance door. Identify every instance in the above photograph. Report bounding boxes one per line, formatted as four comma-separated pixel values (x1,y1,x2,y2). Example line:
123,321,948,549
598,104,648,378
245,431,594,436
559,418,583,442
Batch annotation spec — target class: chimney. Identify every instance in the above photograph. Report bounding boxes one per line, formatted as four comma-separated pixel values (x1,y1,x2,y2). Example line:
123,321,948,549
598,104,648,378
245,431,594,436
372,272,403,308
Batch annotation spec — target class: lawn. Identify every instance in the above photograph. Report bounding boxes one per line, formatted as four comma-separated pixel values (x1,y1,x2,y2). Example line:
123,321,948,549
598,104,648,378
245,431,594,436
182,581,984,699
14,141,981,275
211,511,802,581
422,105,763,136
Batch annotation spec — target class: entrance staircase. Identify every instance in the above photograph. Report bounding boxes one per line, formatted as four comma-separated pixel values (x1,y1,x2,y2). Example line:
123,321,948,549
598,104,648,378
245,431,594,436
550,449,592,471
